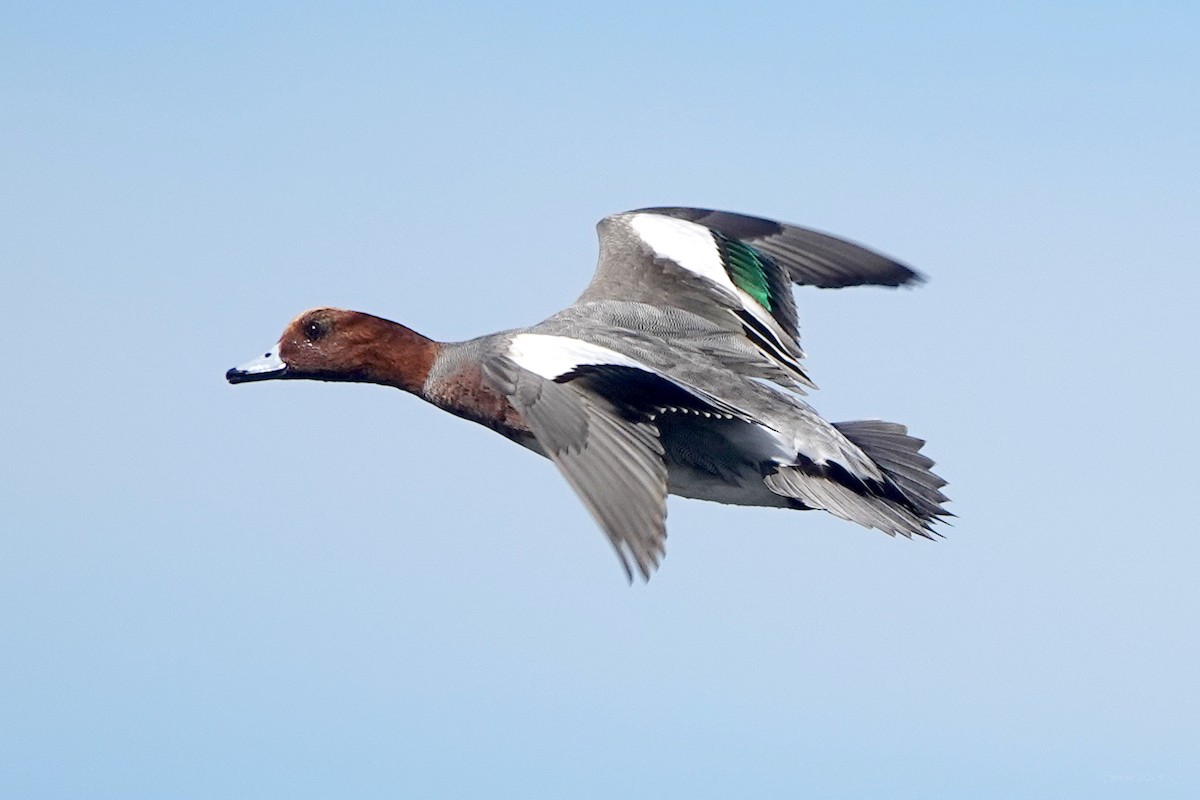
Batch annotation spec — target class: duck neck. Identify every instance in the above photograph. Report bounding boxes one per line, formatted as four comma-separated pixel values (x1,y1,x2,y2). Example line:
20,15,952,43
361,321,440,395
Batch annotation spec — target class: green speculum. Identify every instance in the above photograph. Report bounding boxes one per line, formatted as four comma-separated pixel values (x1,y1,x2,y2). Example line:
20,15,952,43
720,236,773,311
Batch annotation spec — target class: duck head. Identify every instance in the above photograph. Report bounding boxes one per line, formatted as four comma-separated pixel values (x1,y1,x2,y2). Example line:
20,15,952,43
226,307,436,392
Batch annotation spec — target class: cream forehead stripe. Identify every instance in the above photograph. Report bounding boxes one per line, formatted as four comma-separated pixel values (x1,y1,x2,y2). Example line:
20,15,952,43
508,333,651,380
628,213,739,297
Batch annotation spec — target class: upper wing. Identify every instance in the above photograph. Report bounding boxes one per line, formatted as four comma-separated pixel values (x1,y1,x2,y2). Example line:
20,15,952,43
634,207,922,289
482,354,669,582
575,208,919,389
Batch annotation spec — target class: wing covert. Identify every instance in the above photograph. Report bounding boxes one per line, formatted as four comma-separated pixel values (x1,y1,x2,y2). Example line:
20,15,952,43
578,210,811,387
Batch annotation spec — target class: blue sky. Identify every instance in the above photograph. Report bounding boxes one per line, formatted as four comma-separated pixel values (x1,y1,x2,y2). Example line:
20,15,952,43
3,2,1198,797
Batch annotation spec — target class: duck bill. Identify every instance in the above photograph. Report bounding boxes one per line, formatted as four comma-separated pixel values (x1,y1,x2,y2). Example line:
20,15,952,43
226,344,288,384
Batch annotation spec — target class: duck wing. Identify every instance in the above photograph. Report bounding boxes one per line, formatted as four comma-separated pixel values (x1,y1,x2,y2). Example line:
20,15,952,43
483,351,670,582
575,208,918,389
634,207,921,290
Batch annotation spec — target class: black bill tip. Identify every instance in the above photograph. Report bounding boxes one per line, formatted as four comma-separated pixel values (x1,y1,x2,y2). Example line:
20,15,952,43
227,346,288,384
226,365,287,384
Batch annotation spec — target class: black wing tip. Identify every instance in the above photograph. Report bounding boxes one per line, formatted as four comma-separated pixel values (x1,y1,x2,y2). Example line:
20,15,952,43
806,262,925,290
886,260,927,288
613,541,661,584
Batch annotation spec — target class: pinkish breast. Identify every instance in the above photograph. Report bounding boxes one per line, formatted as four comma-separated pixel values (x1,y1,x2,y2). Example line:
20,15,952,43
424,362,534,445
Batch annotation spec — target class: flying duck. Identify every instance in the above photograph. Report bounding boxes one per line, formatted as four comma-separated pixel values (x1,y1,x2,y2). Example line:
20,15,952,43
227,207,950,580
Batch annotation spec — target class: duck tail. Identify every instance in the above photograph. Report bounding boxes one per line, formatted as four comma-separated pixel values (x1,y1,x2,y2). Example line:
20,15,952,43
832,419,951,529
763,420,951,538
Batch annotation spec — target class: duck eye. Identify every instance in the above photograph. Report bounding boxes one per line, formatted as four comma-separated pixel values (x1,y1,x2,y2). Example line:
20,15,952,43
304,319,328,341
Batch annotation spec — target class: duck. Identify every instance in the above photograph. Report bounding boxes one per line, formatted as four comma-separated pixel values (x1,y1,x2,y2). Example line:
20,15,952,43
227,207,950,580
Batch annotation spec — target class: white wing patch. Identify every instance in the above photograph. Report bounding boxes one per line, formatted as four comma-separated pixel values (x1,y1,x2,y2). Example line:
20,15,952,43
630,211,806,371
508,333,769,431
629,213,738,298
508,333,652,380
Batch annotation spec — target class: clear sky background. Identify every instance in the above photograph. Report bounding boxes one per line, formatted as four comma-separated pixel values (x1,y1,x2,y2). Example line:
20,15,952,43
3,2,1198,797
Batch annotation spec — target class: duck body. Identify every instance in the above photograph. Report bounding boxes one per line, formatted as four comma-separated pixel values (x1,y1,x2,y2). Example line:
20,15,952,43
229,207,950,580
